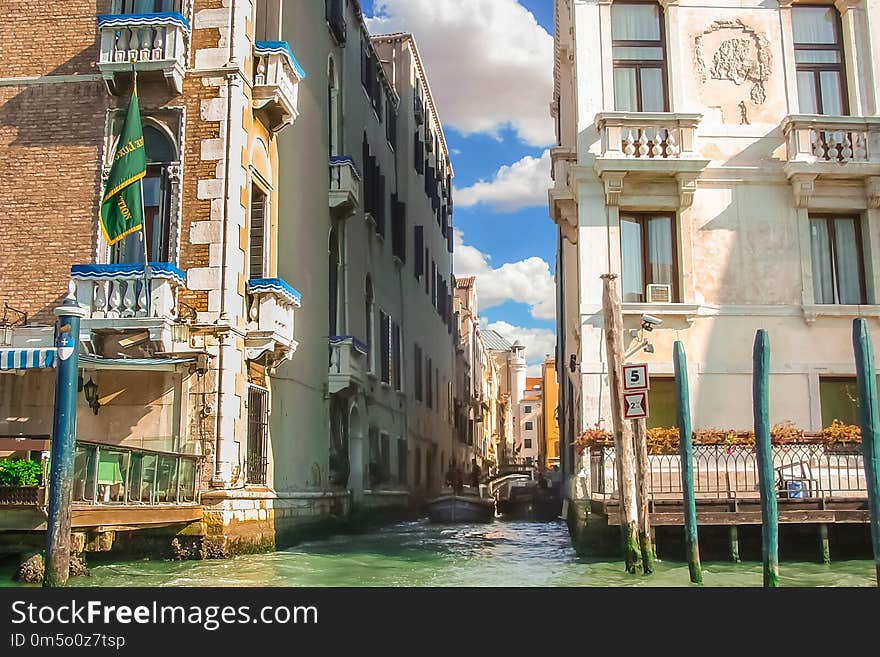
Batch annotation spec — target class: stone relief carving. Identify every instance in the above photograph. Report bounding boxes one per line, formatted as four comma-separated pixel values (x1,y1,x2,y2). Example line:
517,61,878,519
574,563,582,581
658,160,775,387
695,20,773,121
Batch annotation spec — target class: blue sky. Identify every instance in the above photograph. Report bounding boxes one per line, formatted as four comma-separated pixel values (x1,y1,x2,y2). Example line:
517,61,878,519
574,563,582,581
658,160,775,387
363,0,558,369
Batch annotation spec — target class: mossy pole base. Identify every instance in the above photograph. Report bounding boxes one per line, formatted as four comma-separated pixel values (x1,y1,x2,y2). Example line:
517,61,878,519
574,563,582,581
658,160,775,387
852,318,880,586
819,524,831,565
753,329,779,588
633,419,655,574
729,525,741,563
673,341,701,584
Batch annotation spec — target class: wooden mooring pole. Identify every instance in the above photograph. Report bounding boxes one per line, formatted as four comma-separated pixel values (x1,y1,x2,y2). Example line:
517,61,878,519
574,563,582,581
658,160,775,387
673,341,701,584
729,526,741,563
852,318,880,585
752,329,779,588
601,274,641,573
633,419,654,574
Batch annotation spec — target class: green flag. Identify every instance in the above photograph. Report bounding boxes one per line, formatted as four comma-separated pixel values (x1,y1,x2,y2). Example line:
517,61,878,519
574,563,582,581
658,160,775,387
99,88,147,245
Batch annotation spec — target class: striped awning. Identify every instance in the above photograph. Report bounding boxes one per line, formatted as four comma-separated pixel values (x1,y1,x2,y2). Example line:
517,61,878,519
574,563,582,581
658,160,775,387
0,348,56,371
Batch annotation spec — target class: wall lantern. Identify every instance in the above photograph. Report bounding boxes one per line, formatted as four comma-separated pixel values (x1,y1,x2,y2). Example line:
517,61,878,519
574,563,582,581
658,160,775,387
83,377,100,415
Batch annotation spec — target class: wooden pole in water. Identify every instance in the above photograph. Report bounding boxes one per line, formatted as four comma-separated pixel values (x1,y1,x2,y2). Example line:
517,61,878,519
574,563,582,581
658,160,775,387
851,318,880,585
729,526,741,563
819,524,830,565
601,274,641,573
673,340,701,584
632,418,654,574
752,329,779,588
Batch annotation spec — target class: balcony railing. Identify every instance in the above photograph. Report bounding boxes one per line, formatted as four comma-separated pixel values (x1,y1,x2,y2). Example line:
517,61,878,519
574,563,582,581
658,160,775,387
329,156,361,216
71,263,185,349
246,278,302,361
783,115,880,166
596,112,702,160
328,336,369,395
72,440,200,506
590,442,866,501
253,41,305,133
97,12,190,94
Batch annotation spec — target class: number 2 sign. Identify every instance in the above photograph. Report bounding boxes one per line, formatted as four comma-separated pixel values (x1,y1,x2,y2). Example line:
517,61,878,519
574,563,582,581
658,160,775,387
622,364,649,391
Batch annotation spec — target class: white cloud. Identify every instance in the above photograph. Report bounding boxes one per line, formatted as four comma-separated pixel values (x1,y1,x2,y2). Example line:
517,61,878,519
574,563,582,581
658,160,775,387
367,0,555,147
486,320,557,375
455,149,551,212
454,230,555,321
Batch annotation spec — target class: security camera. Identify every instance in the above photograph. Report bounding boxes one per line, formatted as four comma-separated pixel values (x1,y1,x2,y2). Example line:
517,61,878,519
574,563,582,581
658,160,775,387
641,314,663,331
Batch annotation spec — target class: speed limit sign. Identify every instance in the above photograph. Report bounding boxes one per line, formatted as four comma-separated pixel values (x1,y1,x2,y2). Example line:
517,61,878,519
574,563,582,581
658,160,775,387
623,364,649,391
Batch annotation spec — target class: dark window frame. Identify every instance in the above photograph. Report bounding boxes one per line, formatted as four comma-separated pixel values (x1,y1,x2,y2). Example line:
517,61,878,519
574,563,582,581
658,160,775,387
793,4,850,116
611,1,670,112
810,213,867,305
619,211,679,303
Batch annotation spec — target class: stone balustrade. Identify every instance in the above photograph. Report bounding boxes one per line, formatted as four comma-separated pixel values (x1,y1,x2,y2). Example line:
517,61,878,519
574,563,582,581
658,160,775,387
253,41,305,133
783,115,880,164
71,263,184,322
329,156,361,216
97,12,190,93
328,336,369,395
596,112,702,160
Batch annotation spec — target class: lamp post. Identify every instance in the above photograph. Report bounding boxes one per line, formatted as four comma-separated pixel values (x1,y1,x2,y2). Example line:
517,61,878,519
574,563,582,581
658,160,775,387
44,285,87,587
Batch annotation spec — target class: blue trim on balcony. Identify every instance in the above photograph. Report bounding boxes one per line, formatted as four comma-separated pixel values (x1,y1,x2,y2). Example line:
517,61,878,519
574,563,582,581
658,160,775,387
70,263,186,287
97,12,192,33
0,348,56,371
254,41,307,80
330,156,362,180
248,278,302,307
329,335,369,355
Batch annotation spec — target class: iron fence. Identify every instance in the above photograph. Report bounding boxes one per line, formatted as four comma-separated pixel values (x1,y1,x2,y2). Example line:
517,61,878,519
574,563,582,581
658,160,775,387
590,442,866,500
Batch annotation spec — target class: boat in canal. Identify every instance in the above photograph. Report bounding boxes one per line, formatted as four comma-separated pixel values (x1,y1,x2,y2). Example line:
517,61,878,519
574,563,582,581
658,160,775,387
495,473,563,522
426,486,496,523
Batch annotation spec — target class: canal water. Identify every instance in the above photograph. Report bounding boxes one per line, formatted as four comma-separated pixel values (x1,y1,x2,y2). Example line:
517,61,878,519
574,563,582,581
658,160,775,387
3,519,875,587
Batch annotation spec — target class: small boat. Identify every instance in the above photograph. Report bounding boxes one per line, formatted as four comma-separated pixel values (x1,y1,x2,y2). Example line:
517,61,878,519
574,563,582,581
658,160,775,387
427,486,496,523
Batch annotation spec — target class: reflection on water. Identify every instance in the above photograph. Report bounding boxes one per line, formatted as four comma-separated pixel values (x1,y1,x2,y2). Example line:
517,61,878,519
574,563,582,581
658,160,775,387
2,519,876,587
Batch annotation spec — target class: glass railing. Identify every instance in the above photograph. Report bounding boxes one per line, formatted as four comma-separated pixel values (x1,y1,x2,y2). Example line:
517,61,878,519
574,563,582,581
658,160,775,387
72,441,200,506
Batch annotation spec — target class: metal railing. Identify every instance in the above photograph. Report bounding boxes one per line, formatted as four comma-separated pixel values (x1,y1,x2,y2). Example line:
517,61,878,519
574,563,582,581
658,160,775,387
73,440,200,506
590,442,866,500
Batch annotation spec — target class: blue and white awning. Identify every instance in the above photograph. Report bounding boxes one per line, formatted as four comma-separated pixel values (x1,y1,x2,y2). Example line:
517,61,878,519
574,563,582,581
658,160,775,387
0,348,56,371
97,12,192,33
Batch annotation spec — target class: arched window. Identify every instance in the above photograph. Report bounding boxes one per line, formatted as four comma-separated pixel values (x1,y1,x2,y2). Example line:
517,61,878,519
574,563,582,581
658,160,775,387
112,123,177,264
328,56,340,157
365,275,374,373
329,228,340,336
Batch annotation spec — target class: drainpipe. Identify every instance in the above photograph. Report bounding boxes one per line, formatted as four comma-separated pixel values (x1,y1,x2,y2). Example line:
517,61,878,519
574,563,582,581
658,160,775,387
213,0,239,483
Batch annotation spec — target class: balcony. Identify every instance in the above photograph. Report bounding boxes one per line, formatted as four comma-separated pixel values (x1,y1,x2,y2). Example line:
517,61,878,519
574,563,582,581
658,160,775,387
328,336,369,395
97,12,190,94
71,263,186,352
782,115,880,206
329,156,361,217
252,41,305,133
245,278,302,362
413,95,425,125
548,146,578,242
594,112,708,207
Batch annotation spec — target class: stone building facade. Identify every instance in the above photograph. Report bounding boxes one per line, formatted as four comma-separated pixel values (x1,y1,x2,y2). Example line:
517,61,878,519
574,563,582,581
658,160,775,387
550,0,880,489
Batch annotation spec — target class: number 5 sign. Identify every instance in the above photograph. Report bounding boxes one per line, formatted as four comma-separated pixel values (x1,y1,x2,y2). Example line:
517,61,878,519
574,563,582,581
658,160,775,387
622,363,649,391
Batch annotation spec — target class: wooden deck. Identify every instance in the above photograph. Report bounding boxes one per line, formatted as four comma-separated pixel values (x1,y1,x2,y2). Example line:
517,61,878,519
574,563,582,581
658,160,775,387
591,496,870,527
0,504,203,532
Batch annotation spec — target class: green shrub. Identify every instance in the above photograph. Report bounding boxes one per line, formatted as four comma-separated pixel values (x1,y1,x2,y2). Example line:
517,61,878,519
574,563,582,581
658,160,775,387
0,459,43,486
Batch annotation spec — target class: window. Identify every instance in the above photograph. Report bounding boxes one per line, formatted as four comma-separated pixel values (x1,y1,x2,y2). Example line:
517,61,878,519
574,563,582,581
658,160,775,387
820,377,859,427
255,0,282,41
427,357,433,408
329,228,339,336
524,439,533,449
328,56,340,157
414,447,422,486
414,226,424,279
431,260,437,307
397,438,408,484
525,421,534,431
620,212,677,303
647,378,676,430
111,124,176,264
325,0,346,45
380,433,391,484
414,134,424,174
524,406,532,414
793,5,848,115
392,197,407,262
424,248,430,294
393,322,402,391
249,185,268,280
414,344,423,401
810,215,866,305
246,386,269,485
386,107,397,149
611,2,668,112
365,276,374,373
380,310,391,384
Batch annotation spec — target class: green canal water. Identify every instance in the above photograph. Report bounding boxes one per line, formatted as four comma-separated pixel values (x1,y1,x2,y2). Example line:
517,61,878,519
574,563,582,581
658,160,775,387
3,519,876,587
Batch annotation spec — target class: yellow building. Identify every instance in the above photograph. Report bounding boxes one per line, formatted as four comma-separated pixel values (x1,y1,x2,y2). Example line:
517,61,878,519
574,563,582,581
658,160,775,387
542,357,560,470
